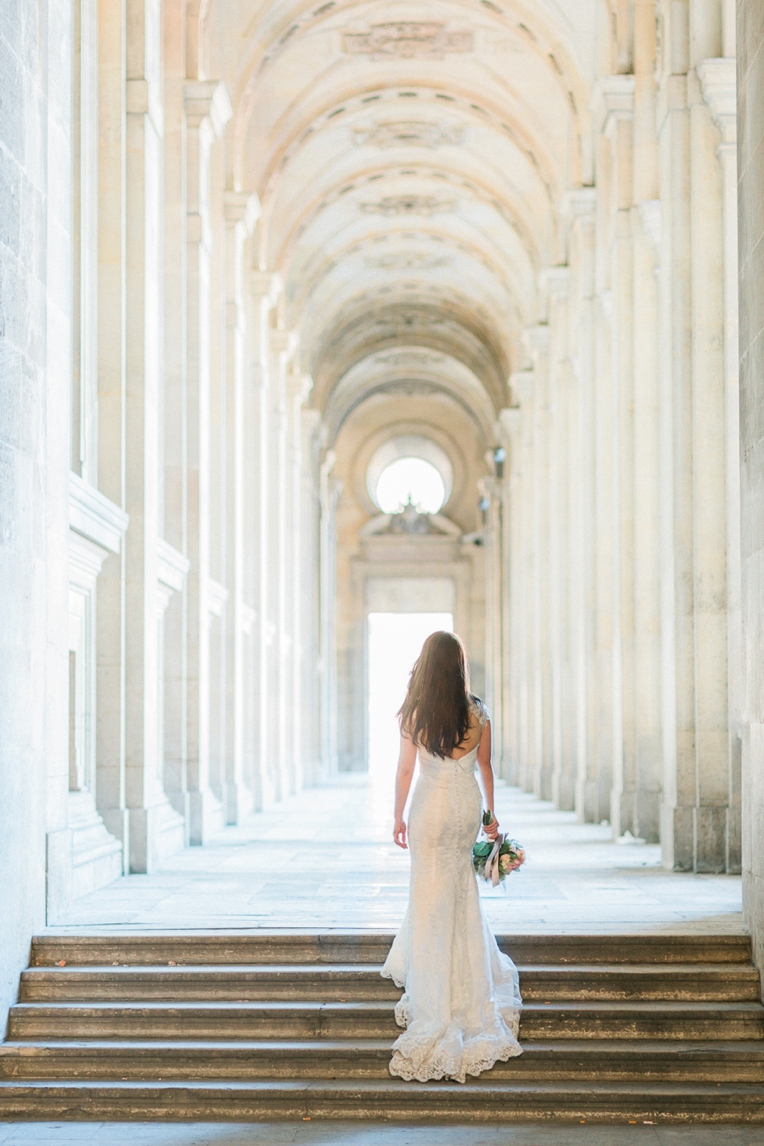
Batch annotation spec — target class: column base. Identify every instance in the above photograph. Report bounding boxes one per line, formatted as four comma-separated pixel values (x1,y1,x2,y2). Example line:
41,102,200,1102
45,828,73,925
68,790,124,897
225,780,254,826
187,786,224,846
128,799,186,873
660,802,730,872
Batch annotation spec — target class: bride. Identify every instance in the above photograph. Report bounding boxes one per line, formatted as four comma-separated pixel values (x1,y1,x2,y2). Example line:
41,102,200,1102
381,630,523,1083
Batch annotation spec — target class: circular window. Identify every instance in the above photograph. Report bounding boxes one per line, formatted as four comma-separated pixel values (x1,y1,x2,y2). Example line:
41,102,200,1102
375,457,446,514
366,435,453,514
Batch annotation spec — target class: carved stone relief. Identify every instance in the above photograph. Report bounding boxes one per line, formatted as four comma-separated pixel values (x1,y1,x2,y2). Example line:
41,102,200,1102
360,195,456,217
365,252,453,270
353,121,465,149
374,350,445,366
343,23,473,59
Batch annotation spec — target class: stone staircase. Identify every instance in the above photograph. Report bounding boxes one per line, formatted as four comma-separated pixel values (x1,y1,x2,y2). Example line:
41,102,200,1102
1,932,764,1122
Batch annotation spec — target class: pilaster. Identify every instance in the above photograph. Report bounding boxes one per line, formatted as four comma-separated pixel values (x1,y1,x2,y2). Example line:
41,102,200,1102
699,57,742,871
183,78,231,844
222,191,260,825
123,0,171,873
523,324,553,800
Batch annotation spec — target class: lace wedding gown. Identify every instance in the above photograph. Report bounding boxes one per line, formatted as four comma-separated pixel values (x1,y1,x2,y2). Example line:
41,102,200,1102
381,698,523,1083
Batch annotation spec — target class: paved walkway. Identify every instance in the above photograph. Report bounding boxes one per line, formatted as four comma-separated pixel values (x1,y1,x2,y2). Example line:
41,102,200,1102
51,779,742,934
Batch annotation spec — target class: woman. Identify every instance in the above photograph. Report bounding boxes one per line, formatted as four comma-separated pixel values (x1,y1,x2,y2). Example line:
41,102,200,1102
381,630,523,1083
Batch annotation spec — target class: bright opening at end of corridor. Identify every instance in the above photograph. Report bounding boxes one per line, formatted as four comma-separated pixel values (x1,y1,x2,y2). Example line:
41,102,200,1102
367,611,453,781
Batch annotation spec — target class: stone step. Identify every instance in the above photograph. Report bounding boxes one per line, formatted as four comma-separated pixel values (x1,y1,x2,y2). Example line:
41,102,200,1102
1,1077,763,1121
17,962,760,1003
8,999,764,1041
2,1038,764,1083
30,932,753,967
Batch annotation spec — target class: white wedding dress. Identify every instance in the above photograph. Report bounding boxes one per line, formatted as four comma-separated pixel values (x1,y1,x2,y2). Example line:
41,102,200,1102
381,698,523,1083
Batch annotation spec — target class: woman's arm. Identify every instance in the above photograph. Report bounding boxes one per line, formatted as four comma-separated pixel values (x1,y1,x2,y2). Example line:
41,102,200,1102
392,731,418,848
475,719,499,839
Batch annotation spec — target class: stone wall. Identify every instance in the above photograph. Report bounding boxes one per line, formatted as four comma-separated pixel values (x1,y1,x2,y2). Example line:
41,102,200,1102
0,0,72,1031
738,0,764,970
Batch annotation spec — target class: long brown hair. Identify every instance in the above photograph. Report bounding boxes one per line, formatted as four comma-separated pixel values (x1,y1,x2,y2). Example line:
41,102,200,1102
398,631,475,758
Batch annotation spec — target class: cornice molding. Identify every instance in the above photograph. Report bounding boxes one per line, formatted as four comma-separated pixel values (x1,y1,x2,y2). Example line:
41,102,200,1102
69,472,129,555
697,58,737,143
157,538,190,593
224,191,261,234
184,80,232,137
591,75,635,133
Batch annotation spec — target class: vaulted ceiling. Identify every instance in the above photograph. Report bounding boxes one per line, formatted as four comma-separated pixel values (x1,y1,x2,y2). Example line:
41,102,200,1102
205,0,600,442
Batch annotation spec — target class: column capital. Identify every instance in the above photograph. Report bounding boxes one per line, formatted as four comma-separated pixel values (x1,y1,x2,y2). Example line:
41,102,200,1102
288,371,313,404
509,370,534,403
224,191,261,234
272,329,299,362
540,265,570,300
563,186,597,222
498,406,522,437
252,270,283,307
302,407,322,438
522,325,550,359
184,80,232,136
591,75,635,133
697,58,737,143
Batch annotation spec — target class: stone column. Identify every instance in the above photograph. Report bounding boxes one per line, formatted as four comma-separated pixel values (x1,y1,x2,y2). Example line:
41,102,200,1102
631,199,663,842
481,474,503,769
697,55,741,870
590,102,620,826
271,330,300,800
565,189,598,823
301,406,323,786
286,370,315,794
95,0,129,858
656,10,736,872
500,406,522,787
161,0,189,834
123,0,171,872
251,271,283,808
738,0,764,972
656,24,693,869
184,78,231,843
222,191,260,824
544,268,575,811
319,449,342,777
524,325,552,799
597,77,637,841
508,370,535,793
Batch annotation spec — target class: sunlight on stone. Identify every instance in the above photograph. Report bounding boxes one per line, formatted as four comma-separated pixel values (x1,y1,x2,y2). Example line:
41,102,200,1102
367,611,453,782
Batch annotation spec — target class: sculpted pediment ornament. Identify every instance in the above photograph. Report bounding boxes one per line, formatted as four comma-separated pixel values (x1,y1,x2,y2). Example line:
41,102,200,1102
343,23,473,59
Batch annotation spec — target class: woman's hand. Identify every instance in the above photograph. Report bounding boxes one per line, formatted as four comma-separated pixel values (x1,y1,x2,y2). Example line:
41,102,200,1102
484,814,499,840
393,818,408,849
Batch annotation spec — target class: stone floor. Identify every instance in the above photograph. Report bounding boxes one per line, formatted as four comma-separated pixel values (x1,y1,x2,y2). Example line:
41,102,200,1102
0,1123,762,1145
51,778,743,934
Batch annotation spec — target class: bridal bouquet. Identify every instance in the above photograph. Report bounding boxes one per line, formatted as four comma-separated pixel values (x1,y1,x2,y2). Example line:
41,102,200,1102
473,814,525,886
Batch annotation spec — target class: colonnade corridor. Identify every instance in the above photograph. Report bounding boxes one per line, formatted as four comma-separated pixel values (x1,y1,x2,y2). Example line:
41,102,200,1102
8,0,764,1126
